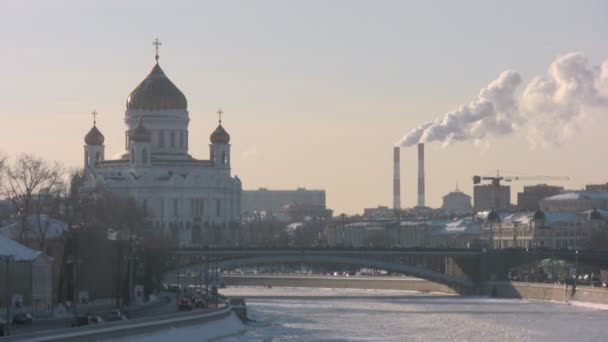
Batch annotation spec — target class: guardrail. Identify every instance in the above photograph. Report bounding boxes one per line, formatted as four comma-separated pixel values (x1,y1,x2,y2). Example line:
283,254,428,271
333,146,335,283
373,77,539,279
1,305,231,342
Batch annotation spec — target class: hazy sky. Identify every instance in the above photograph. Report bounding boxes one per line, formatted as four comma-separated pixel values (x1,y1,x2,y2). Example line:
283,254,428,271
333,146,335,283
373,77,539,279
1,0,607,214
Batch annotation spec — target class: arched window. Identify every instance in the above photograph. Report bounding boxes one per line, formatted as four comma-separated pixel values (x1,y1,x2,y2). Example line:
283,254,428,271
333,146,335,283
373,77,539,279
170,131,175,148
95,151,102,162
142,148,148,164
179,131,184,148
221,151,227,165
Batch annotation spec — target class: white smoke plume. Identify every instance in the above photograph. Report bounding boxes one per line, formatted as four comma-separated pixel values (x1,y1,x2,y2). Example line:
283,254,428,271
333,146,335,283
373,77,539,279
397,52,608,148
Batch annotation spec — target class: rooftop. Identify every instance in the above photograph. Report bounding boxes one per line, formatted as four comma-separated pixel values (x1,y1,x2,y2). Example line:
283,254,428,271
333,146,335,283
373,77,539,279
0,234,48,261
543,191,608,201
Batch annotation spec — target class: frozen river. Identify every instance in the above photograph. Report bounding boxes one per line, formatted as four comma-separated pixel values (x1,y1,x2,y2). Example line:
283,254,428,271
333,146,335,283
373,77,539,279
217,286,608,342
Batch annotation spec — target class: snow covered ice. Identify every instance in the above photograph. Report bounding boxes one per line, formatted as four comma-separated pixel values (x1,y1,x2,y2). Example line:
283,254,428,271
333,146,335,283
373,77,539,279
217,287,608,342
123,286,608,341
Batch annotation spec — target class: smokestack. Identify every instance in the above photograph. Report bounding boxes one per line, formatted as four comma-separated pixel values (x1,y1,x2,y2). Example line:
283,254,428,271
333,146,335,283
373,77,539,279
417,143,425,207
393,146,401,210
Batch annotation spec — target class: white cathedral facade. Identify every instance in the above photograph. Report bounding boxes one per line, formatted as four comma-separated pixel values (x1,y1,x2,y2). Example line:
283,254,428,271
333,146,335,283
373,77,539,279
82,50,242,247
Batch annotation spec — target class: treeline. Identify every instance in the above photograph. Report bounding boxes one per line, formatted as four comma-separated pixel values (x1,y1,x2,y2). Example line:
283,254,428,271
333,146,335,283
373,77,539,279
0,153,170,305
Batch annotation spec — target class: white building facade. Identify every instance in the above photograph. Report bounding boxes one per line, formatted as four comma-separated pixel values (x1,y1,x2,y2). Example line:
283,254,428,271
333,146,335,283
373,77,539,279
81,52,242,247
441,189,473,216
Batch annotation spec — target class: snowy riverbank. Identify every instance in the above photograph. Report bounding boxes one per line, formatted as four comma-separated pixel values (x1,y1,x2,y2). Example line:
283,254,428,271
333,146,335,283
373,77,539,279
114,312,245,342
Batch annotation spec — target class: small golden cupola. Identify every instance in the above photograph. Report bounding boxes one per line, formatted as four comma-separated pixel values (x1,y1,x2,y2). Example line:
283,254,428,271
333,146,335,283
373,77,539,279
84,110,105,145
210,109,230,144
129,116,152,142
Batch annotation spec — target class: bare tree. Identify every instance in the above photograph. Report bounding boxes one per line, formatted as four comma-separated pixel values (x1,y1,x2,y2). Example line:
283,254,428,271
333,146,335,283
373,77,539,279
0,154,64,246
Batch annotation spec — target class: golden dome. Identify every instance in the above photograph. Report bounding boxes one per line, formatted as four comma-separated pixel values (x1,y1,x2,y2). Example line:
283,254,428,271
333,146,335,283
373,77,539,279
210,124,230,144
126,62,187,111
84,125,105,145
129,117,152,142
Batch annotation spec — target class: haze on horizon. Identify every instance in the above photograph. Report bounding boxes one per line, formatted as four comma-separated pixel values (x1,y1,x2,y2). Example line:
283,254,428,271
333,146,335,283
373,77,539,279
1,0,607,215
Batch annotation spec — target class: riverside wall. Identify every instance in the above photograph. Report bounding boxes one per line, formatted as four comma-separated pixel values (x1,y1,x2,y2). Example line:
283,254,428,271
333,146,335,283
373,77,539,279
482,281,608,305
2,306,232,342
223,275,459,294
225,275,608,305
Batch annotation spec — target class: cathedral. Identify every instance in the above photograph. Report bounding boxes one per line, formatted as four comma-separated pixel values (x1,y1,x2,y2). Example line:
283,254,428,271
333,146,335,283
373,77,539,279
81,42,242,247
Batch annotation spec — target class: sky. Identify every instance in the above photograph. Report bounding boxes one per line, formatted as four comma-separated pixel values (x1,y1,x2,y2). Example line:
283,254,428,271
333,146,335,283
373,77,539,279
1,0,607,214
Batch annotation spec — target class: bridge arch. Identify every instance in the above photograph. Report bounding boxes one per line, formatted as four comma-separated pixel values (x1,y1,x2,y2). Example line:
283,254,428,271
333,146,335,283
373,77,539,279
196,255,475,290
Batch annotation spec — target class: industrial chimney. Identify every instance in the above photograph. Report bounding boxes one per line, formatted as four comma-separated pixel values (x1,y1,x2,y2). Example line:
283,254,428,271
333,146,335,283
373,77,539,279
417,143,425,207
393,146,401,210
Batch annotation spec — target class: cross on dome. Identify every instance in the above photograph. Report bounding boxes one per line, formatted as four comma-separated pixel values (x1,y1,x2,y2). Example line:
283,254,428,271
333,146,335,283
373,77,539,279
210,108,230,144
217,108,223,124
153,38,162,62
91,109,98,126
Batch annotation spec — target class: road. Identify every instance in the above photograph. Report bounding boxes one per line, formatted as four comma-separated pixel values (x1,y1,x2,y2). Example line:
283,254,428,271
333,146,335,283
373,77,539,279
8,293,179,336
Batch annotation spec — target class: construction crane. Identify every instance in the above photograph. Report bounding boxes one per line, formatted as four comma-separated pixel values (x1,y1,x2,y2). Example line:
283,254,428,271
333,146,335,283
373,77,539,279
472,171,569,211
473,171,569,187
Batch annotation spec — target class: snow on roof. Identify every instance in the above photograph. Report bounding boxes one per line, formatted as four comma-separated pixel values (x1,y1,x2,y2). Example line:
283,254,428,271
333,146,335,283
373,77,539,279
475,210,513,221
490,210,588,225
286,222,305,231
543,191,608,201
0,215,68,240
544,211,587,224
502,212,534,224
344,221,388,229
431,218,481,235
0,234,44,261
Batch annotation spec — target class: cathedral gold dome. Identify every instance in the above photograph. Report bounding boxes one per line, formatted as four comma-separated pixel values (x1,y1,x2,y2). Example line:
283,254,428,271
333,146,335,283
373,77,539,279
129,117,152,142
84,125,105,145
126,62,187,111
210,124,230,144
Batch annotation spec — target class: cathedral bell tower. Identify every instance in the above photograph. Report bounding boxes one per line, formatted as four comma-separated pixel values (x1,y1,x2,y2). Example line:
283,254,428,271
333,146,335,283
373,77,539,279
210,109,231,172
84,110,105,170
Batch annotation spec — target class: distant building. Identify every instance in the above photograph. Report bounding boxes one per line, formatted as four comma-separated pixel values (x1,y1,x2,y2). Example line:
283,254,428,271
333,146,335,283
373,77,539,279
474,184,510,212
586,183,608,191
0,234,53,315
517,184,563,211
480,209,607,250
326,218,481,249
441,188,473,216
280,203,333,221
326,220,426,248
241,188,326,214
429,217,481,248
540,191,608,212
362,206,396,220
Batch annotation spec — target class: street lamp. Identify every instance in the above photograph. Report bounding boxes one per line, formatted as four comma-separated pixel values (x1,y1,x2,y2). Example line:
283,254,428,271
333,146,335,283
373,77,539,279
125,233,141,317
574,250,579,289
1,254,15,336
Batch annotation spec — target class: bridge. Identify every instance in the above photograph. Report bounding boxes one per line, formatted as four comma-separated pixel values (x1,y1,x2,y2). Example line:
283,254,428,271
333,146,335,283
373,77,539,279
170,248,608,294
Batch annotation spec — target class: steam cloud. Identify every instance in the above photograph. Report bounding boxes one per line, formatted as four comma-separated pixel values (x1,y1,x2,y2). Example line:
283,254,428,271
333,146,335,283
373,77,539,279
397,53,608,148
